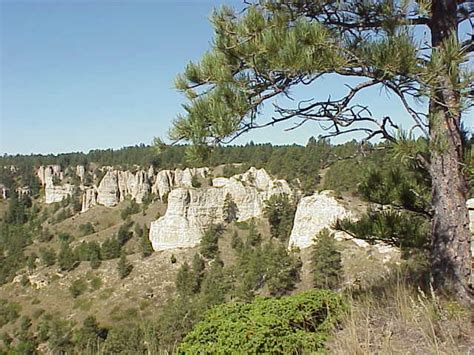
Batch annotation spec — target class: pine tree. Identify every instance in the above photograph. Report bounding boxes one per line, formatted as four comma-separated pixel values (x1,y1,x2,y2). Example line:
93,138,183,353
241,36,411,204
312,229,343,290
117,252,133,279
166,1,474,302
263,194,296,241
140,225,154,258
58,243,77,271
223,193,238,223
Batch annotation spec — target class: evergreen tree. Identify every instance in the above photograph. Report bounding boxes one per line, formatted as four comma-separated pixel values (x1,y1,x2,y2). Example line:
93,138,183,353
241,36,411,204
168,0,474,301
200,224,224,260
58,243,77,271
312,229,343,290
101,238,121,260
222,193,238,223
263,194,296,241
117,252,133,279
140,225,154,258
39,247,56,267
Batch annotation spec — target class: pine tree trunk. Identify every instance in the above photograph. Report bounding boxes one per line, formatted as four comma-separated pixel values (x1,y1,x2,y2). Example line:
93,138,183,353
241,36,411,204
429,0,473,303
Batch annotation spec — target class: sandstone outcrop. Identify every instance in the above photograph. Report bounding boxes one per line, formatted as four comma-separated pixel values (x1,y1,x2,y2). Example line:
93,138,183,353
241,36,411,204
288,190,399,262
288,191,351,249
81,187,98,212
37,165,63,186
97,171,119,207
151,167,209,200
76,165,85,182
149,167,291,251
44,177,75,204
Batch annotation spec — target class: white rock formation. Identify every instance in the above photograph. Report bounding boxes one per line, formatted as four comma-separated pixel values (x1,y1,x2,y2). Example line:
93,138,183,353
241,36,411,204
97,171,119,207
76,165,85,182
81,187,98,212
288,191,352,249
44,177,75,204
151,167,209,201
152,170,174,200
37,165,63,186
149,167,291,251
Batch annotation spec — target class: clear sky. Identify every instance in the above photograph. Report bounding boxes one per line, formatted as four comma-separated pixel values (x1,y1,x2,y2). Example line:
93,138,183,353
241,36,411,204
0,0,449,155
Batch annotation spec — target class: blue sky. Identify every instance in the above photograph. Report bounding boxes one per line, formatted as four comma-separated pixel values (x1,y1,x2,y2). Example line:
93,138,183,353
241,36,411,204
0,0,450,155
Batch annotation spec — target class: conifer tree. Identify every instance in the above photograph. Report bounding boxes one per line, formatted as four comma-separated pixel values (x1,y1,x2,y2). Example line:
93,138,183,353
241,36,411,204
223,193,238,223
117,252,133,279
58,243,77,272
166,0,474,302
312,229,343,290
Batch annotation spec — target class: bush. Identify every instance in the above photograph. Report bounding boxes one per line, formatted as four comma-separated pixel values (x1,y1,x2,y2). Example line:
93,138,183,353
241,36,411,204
69,279,88,298
0,300,21,327
78,222,95,236
120,201,140,220
117,253,133,279
191,175,201,188
178,289,346,353
39,247,56,267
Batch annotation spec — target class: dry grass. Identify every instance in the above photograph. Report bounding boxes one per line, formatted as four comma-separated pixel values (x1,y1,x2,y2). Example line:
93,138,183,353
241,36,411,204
327,270,474,354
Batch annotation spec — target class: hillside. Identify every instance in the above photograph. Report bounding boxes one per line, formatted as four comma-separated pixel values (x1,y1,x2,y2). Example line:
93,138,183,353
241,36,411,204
0,141,473,353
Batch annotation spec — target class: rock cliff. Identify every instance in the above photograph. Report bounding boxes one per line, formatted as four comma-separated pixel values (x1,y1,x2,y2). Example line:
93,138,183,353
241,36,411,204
149,167,291,251
44,177,75,204
288,191,351,249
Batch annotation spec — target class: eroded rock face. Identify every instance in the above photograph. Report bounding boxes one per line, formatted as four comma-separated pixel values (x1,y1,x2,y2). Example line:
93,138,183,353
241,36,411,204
149,167,292,251
152,170,174,200
288,191,351,250
288,191,400,264
76,165,85,182
81,187,98,212
37,165,63,186
151,167,209,201
44,177,75,204
97,171,119,207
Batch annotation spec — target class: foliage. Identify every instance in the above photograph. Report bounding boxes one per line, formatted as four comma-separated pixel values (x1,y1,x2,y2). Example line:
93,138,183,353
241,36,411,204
199,224,224,260
312,229,343,290
78,222,95,236
101,237,121,260
69,278,88,298
0,300,21,327
191,174,202,188
139,225,154,258
117,252,133,279
263,194,296,241
179,289,346,354
39,247,57,267
58,242,78,271
222,193,238,223
120,200,140,220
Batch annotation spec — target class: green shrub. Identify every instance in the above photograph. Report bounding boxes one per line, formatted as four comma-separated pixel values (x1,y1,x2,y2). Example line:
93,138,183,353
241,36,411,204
178,289,346,354
0,300,21,327
69,278,88,298
78,222,95,236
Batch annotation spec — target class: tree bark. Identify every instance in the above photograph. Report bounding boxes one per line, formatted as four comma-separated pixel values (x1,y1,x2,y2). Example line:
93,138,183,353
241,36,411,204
429,0,473,303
